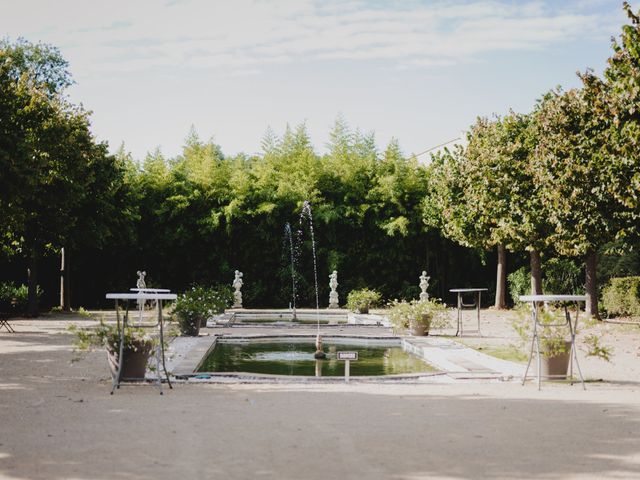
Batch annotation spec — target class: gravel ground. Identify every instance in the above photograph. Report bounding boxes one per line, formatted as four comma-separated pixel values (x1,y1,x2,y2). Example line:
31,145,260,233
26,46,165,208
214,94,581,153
0,311,639,480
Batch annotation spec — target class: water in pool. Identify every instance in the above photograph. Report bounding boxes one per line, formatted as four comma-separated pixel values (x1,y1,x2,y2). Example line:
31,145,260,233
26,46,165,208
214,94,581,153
197,341,436,376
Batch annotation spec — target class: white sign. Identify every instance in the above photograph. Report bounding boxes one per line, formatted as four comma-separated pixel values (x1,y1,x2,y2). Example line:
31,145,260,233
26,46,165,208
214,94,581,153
337,351,358,361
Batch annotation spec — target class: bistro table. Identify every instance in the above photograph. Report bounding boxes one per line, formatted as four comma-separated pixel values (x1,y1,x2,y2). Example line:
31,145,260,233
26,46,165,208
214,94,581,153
449,288,488,337
519,294,586,391
105,292,176,395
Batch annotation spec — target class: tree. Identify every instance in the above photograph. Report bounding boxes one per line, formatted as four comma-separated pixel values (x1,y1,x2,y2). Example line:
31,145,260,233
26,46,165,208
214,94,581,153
534,87,621,317
427,113,550,305
0,39,126,315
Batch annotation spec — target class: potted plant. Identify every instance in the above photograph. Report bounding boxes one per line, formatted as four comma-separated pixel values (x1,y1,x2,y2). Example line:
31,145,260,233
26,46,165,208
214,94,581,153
346,288,382,314
71,321,155,380
513,306,612,379
173,284,233,336
387,299,449,336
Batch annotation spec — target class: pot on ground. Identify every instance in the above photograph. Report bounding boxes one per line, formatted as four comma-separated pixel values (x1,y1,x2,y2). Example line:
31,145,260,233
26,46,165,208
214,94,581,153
538,341,571,379
107,344,153,380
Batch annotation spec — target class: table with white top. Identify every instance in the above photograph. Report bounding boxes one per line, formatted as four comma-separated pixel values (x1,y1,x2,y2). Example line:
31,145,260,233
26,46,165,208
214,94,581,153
106,292,176,394
450,288,488,337
519,294,586,391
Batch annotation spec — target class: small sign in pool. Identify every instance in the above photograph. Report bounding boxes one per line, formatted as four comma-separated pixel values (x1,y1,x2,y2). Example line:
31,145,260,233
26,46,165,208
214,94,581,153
337,351,358,361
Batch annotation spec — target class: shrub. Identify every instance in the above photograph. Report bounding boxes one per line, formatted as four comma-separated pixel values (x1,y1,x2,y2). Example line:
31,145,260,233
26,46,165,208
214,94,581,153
0,282,42,314
507,267,530,305
387,299,449,334
543,258,582,295
346,288,382,313
602,276,640,318
173,284,233,335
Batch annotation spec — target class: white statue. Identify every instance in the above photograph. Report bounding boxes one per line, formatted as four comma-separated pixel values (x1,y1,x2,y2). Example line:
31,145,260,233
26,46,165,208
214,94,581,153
136,271,147,311
328,270,339,309
136,271,146,289
419,270,430,302
232,270,244,308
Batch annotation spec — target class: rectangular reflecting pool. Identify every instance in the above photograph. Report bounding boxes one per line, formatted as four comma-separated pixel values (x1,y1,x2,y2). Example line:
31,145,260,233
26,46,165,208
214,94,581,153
197,340,436,376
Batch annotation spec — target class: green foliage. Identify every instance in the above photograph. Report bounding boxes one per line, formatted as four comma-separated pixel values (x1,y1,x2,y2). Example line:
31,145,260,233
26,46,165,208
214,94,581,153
346,288,382,313
386,299,449,333
512,307,570,357
0,281,42,314
507,267,530,305
602,276,640,317
173,285,233,335
512,306,612,360
542,258,582,295
583,334,613,362
70,321,155,353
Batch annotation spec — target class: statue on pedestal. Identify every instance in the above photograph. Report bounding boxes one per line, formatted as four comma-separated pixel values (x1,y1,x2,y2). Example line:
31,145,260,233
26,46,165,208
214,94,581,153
419,271,430,302
232,270,244,308
328,270,339,309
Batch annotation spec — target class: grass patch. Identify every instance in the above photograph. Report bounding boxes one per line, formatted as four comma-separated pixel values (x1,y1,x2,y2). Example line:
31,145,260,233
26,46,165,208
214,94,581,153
453,340,528,363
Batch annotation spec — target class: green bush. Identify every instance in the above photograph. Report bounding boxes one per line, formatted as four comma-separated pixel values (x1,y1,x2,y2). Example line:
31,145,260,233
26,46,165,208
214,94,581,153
507,267,530,305
602,276,640,318
173,284,233,335
0,282,42,314
346,288,382,313
543,258,582,295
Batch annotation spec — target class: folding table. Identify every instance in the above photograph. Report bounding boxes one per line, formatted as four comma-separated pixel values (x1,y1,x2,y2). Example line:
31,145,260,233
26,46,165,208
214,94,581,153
105,292,176,394
519,294,586,391
449,288,487,336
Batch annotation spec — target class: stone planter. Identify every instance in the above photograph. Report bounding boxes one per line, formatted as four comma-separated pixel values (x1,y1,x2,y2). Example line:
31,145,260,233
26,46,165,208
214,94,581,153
539,341,572,379
107,343,153,380
410,324,428,336
357,306,369,315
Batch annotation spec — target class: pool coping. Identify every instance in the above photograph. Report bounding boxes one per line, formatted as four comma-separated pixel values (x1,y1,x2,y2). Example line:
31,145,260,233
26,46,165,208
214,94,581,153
166,333,524,383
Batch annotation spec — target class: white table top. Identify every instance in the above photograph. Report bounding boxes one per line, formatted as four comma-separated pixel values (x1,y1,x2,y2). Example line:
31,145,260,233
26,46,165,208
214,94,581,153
106,292,177,300
519,294,586,302
450,288,488,293
130,288,171,293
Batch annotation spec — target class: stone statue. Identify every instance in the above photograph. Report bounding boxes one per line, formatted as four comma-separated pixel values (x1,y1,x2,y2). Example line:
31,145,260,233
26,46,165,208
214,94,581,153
232,270,243,308
136,271,147,289
419,270,430,302
328,270,339,309
136,271,147,311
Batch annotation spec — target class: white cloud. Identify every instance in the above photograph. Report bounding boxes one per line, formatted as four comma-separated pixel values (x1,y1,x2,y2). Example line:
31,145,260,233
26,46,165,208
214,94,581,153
0,0,620,76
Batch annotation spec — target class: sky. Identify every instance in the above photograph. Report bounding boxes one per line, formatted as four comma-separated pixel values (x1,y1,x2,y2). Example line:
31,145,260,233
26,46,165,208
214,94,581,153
0,0,633,161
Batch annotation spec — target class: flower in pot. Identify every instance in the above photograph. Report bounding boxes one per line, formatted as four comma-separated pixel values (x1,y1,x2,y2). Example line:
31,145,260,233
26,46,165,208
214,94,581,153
346,288,382,314
173,284,233,336
387,299,449,336
71,321,156,380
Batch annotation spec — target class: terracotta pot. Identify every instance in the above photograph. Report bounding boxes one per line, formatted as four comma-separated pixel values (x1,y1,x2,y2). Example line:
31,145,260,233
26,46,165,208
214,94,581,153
410,324,428,336
107,344,153,380
199,315,208,328
539,341,571,379
357,306,369,314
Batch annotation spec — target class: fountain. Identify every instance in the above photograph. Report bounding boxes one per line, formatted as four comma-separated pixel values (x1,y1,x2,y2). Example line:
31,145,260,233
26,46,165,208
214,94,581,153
298,201,326,359
283,223,298,320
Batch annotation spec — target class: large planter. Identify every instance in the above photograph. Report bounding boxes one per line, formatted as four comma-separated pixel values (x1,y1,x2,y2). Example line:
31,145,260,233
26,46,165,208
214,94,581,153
410,324,428,336
357,306,369,314
539,341,571,379
178,314,201,336
107,343,153,380
199,315,208,328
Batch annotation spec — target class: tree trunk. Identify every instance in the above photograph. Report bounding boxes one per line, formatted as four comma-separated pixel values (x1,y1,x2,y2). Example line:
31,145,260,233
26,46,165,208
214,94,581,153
530,250,543,295
585,249,600,319
60,247,71,311
494,244,507,309
27,248,39,317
